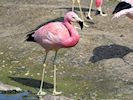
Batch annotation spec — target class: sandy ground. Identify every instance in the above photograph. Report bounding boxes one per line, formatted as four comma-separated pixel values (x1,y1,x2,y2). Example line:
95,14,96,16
1,0,133,99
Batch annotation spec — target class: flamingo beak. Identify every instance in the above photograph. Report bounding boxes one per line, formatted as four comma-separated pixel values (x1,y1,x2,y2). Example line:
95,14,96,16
78,21,83,30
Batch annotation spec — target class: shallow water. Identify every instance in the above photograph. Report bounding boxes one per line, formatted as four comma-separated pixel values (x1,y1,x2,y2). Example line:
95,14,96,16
0,91,38,100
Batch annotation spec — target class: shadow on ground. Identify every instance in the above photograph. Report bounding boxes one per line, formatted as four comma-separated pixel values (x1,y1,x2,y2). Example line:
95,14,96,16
9,77,53,89
59,7,96,12
90,44,133,63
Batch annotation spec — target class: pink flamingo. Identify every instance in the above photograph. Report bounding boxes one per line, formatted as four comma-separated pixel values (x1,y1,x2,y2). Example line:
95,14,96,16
26,11,83,96
71,0,107,21
87,0,107,20
112,0,133,19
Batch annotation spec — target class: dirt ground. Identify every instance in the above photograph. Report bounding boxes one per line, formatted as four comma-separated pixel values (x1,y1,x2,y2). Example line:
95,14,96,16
1,0,133,99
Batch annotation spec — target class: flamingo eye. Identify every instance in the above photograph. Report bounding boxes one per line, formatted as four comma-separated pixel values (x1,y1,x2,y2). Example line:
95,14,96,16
72,16,75,19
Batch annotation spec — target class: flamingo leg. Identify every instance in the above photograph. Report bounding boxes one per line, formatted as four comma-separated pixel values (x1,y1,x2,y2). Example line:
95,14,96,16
97,6,107,16
72,0,76,11
77,0,88,27
37,51,48,96
95,0,107,16
87,0,93,20
53,50,62,95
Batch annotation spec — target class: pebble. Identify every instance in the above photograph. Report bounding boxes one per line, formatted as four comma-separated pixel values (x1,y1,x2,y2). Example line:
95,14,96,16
2,65,5,68
50,75,53,78
31,74,33,77
0,52,4,55
64,53,68,57
11,61,19,63
37,73,40,76
86,87,89,90
96,79,103,82
79,55,82,58
8,71,12,74
90,92,97,100
74,93,78,95
60,61,64,64
61,66,64,69
120,34,124,37
28,57,32,60
62,71,65,73
59,72,63,75
32,48,36,51
8,47,13,49
25,71,30,76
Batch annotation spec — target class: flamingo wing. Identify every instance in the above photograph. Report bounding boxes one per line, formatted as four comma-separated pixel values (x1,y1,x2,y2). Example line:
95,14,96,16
34,22,71,50
113,8,133,19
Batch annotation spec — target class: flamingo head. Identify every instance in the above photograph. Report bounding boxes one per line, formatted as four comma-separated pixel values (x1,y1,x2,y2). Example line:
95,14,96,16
64,11,83,29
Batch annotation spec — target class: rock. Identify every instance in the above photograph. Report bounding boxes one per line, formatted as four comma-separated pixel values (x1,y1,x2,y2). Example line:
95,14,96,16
0,81,22,92
40,95,73,100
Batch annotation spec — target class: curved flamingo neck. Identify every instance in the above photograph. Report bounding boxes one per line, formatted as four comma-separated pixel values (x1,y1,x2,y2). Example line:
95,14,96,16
62,19,80,48
64,20,77,36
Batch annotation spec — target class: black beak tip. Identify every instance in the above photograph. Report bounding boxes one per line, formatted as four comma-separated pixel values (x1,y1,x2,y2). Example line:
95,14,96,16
79,21,83,30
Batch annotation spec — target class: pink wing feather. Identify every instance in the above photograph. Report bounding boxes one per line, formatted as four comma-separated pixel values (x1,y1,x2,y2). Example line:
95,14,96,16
34,22,71,50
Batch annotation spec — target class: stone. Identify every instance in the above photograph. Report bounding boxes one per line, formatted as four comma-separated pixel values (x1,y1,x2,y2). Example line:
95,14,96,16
40,95,73,100
0,81,22,92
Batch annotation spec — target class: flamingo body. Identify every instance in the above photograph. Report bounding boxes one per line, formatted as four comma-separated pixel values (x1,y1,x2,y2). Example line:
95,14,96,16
113,0,133,19
34,22,79,50
26,11,83,96
28,12,82,51
96,0,103,8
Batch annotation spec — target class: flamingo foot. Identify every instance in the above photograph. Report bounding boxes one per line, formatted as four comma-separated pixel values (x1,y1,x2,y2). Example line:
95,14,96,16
101,13,108,16
95,10,108,16
86,15,93,20
53,91,62,95
83,23,89,27
37,90,46,96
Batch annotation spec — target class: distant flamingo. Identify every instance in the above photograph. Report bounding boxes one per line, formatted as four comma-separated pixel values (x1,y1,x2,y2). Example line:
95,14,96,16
26,11,83,96
87,0,107,20
71,0,107,21
112,0,133,19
